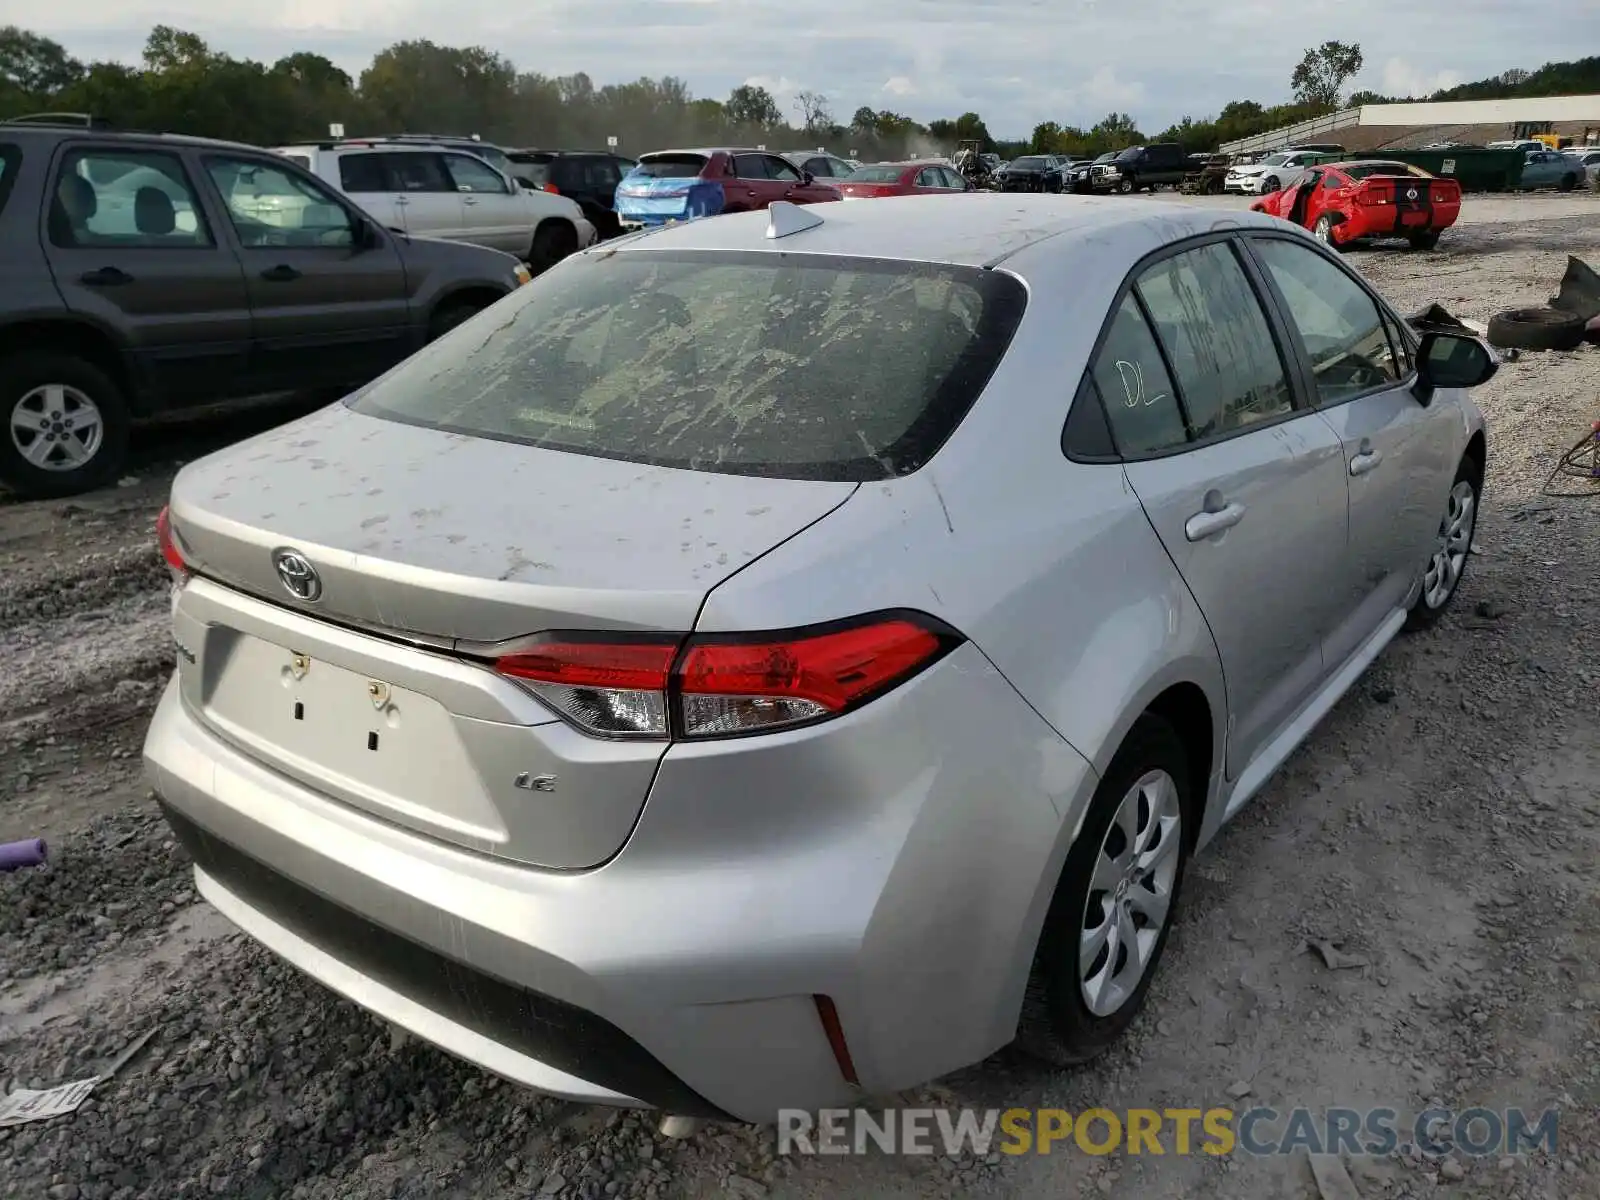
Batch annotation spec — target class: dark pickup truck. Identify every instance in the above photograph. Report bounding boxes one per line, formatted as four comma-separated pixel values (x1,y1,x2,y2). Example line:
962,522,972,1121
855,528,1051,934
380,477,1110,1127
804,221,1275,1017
1091,142,1189,193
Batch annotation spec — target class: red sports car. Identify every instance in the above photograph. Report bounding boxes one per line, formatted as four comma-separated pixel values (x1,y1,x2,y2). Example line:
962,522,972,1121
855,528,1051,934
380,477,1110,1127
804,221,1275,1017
1251,160,1462,251
836,160,973,199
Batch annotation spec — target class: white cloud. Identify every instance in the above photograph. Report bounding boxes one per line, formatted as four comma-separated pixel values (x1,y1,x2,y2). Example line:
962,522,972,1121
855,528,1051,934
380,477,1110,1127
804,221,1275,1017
1378,57,1465,100
8,0,1599,136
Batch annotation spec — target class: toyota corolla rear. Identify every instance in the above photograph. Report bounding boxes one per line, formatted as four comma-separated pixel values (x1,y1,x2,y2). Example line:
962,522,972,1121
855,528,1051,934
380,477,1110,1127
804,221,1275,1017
143,233,1093,1121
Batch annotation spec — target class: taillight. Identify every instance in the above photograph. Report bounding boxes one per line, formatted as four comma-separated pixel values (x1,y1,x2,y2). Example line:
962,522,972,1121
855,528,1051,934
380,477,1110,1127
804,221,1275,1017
156,505,187,581
493,613,958,740
1357,184,1392,206
496,636,679,738
542,183,561,195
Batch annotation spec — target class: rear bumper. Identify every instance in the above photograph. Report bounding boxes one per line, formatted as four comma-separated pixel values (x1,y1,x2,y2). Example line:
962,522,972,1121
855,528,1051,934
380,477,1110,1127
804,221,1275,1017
144,642,1097,1122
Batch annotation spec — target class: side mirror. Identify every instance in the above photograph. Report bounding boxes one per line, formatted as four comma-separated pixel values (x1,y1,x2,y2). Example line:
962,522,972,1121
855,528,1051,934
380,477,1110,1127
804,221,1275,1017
1415,330,1498,400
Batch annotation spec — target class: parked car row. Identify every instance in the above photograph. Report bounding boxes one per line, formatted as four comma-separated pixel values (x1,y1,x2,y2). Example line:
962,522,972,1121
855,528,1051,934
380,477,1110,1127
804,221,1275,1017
0,116,536,498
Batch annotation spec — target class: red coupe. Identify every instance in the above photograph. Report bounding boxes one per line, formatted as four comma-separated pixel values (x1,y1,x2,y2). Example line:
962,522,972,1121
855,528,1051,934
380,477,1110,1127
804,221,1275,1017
1251,160,1462,251
836,160,973,200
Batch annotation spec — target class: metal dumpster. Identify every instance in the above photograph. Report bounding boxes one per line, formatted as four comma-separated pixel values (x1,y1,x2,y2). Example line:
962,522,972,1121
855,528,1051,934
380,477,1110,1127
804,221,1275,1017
1353,149,1526,192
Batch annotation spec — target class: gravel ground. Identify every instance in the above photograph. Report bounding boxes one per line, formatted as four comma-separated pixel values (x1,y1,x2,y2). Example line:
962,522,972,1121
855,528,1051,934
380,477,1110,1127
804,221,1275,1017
3,192,1599,1200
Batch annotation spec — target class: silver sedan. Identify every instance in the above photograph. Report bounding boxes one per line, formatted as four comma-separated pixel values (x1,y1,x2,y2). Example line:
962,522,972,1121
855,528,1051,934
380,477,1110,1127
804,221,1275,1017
145,194,1494,1125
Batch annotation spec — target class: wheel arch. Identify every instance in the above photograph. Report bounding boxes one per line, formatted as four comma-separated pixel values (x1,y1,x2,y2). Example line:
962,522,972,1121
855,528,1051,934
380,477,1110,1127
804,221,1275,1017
427,284,512,326
0,318,140,414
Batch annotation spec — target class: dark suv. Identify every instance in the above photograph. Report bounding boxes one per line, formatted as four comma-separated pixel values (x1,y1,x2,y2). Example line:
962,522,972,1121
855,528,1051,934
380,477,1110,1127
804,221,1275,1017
1093,142,1189,193
0,117,531,499
507,150,636,239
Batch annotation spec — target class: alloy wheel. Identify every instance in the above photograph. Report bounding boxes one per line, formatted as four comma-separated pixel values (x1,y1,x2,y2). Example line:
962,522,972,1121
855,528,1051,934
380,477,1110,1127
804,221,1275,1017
1423,479,1476,609
10,384,104,473
1079,769,1182,1017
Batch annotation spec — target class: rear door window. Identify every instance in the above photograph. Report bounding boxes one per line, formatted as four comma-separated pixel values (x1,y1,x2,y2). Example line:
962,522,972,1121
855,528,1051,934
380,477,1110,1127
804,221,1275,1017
0,144,19,216
48,149,213,247
382,152,453,193
347,249,1027,481
733,154,770,179
1134,241,1295,439
1091,294,1189,455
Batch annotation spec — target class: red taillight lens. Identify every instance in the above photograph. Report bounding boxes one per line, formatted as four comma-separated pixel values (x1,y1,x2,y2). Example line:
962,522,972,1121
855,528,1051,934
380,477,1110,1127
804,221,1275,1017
1358,183,1393,206
493,615,955,740
542,183,561,195
496,637,679,738
156,505,187,578
677,619,945,737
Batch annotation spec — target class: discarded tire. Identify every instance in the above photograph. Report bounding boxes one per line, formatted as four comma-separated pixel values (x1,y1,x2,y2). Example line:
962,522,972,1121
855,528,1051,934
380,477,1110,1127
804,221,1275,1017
1485,307,1587,352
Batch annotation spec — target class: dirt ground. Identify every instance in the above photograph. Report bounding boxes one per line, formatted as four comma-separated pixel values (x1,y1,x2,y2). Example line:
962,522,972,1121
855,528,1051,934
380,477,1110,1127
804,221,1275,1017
2,191,1599,1200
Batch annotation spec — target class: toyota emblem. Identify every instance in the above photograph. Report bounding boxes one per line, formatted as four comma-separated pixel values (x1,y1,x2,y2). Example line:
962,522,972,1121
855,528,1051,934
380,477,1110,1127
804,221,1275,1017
1406,188,1419,200
273,549,323,602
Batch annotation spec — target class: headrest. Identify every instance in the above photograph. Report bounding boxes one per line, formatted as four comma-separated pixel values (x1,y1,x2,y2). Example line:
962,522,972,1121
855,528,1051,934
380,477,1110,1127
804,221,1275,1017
135,187,176,236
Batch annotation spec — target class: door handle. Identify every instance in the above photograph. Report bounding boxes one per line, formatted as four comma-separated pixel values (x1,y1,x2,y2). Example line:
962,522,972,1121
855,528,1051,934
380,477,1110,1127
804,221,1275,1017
80,266,133,286
260,265,302,282
1184,502,1246,542
1349,448,1383,476
747,189,759,198
463,196,478,206
394,196,410,206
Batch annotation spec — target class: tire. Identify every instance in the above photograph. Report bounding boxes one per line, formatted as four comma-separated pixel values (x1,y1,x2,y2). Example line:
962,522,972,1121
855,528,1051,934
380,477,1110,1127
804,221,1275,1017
1313,213,1342,249
1015,713,1192,1066
0,352,131,500
529,220,579,272
1263,176,1280,194
1405,456,1481,631
1559,173,1578,193
427,298,489,343
1409,230,1441,251
1485,306,1587,351
1116,179,1134,195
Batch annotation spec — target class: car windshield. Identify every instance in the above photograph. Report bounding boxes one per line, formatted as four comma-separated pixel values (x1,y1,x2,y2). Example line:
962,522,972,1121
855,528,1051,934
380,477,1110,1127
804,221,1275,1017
844,164,904,182
347,249,1027,482
1260,154,1291,166
631,154,707,179
1095,152,1117,163
1012,157,1047,169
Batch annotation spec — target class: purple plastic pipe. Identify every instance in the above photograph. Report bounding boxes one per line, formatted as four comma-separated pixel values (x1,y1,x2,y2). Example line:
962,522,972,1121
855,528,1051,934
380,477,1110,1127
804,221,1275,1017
0,838,47,871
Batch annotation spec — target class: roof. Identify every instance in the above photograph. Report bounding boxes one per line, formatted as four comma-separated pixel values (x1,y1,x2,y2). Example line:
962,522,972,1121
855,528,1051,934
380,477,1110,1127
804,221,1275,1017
0,121,260,154
600,193,1281,269
638,147,762,159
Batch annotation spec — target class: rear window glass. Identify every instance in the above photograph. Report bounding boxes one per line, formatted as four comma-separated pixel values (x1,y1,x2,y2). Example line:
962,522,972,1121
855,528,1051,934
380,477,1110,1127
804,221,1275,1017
280,153,311,169
1342,162,1429,180
632,154,707,179
845,164,903,183
347,250,1027,481
1012,157,1048,169
339,154,388,192
0,144,19,216
511,157,553,186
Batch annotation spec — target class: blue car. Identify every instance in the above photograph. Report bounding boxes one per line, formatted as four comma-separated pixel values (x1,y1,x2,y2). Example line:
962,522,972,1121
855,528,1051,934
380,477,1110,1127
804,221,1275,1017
614,150,726,229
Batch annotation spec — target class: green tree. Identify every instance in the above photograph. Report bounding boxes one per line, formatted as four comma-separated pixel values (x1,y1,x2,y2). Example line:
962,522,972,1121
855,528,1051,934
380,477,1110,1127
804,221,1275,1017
360,40,517,137
0,25,82,97
725,84,781,128
794,89,831,133
1089,112,1143,150
1290,40,1363,110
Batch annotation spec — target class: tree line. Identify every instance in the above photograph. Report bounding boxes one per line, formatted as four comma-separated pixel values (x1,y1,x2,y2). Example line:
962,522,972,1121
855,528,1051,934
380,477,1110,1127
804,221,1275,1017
2,26,1592,165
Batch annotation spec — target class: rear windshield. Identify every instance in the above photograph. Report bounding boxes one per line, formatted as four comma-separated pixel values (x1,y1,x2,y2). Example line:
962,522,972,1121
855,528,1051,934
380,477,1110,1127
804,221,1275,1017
1343,162,1430,180
632,154,707,179
844,164,904,182
347,250,1027,481
0,144,18,216
1011,157,1048,169
511,156,553,186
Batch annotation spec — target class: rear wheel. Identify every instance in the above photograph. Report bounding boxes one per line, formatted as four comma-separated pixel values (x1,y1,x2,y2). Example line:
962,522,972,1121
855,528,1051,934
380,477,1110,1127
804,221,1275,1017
529,220,578,272
1313,213,1341,248
0,353,130,500
1016,714,1192,1065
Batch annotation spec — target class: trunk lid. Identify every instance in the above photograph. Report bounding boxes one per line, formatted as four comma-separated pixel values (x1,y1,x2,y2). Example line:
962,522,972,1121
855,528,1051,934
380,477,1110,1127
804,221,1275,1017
166,402,858,869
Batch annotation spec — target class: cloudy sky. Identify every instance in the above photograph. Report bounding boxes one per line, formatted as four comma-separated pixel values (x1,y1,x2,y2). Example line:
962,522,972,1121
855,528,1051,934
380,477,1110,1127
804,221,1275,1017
6,0,1598,137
